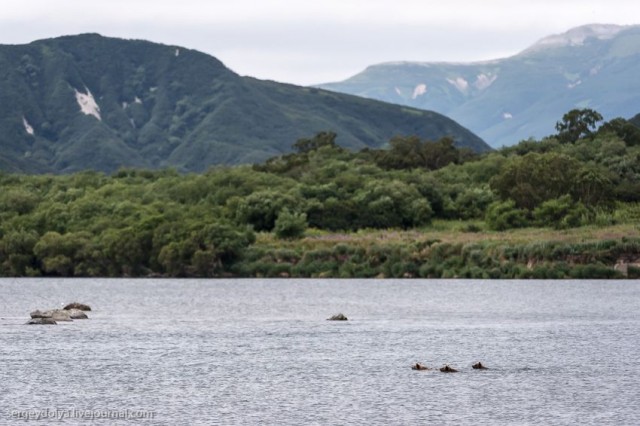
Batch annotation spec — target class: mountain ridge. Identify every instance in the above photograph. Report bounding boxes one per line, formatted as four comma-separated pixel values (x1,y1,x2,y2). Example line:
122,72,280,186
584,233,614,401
318,24,640,147
522,24,631,54
0,34,488,174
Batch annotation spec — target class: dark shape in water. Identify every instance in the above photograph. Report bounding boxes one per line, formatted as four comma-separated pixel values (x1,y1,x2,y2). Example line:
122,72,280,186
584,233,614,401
472,362,488,370
412,363,430,371
327,313,348,321
440,365,458,373
64,302,92,311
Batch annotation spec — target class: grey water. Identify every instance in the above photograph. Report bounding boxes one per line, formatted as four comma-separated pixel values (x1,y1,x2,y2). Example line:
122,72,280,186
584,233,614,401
1,279,639,425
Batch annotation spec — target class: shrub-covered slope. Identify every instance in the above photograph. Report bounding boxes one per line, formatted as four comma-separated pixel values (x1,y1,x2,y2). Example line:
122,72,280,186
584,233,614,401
0,34,488,173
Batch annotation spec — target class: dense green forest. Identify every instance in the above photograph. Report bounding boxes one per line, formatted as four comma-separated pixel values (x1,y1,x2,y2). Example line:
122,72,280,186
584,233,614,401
1,109,640,278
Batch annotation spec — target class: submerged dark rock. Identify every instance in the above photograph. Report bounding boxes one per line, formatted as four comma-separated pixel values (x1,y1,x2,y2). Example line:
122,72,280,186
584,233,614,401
327,313,348,321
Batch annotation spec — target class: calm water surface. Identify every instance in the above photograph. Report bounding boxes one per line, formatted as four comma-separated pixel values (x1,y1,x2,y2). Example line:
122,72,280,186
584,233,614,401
1,279,639,425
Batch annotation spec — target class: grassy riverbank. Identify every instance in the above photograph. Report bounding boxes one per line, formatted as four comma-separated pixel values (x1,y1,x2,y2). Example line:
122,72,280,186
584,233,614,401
234,222,640,279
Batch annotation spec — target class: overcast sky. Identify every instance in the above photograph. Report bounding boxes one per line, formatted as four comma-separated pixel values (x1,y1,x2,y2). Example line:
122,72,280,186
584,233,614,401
1,0,639,85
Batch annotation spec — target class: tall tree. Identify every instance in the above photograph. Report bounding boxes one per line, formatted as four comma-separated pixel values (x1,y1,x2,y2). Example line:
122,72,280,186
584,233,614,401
555,108,603,144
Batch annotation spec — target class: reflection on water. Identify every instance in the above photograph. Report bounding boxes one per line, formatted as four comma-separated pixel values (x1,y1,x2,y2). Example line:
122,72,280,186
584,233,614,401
1,279,639,425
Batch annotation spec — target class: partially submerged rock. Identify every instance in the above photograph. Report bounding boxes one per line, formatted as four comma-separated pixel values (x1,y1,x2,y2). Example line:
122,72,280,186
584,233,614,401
30,309,73,322
26,318,57,325
63,302,91,311
66,309,88,319
440,365,458,373
327,313,348,321
29,310,47,319
27,305,90,325
472,362,488,370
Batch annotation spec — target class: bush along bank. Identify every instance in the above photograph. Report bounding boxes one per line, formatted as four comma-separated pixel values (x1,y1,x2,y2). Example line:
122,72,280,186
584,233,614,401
231,235,640,279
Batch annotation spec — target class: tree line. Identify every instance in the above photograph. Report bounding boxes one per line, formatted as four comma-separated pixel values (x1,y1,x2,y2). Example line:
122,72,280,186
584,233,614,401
1,109,639,277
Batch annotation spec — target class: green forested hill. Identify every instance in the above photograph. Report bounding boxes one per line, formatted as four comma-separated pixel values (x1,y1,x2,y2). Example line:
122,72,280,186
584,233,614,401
0,34,488,173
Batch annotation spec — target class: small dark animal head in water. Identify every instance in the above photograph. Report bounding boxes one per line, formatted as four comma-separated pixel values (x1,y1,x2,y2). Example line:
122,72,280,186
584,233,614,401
440,365,458,373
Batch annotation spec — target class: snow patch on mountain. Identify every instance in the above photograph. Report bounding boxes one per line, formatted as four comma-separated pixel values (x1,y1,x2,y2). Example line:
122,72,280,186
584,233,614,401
475,73,497,90
412,84,427,99
447,77,469,93
568,80,582,89
23,117,34,135
75,87,101,120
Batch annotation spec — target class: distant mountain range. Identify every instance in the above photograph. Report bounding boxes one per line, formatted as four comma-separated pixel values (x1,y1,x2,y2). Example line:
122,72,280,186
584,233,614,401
0,34,488,174
318,24,640,148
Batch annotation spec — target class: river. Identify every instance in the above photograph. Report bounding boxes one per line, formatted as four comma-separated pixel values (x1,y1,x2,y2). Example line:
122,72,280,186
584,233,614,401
1,279,639,425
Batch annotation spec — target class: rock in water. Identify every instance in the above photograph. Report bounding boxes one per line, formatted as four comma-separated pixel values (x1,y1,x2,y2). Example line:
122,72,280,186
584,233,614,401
26,318,57,325
30,309,73,322
327,313,348,321
66,309,88,319
63,302,91,311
